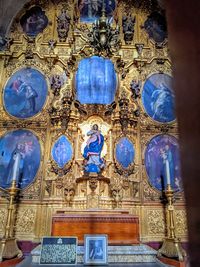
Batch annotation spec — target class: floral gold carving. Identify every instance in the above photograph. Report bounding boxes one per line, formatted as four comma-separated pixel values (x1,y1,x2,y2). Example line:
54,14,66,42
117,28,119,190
147,210,165,235
15,208,36,234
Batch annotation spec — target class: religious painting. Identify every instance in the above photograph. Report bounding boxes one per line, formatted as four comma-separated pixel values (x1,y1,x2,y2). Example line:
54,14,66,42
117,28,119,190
20,6,48,37
3,67,48,119
52,135,73,168
115,137,135,168
144,134,182,192
141,73,175,123
84,235,108,265
0,129,41,189
83,124,105,173
78,0,116,23
76,56,117,104
143,11,167,44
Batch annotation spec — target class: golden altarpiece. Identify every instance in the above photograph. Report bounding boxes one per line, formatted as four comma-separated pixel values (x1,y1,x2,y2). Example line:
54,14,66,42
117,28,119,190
0,0,187,249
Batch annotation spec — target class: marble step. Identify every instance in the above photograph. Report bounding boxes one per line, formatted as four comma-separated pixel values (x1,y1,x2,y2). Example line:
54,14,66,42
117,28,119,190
31,244,162,264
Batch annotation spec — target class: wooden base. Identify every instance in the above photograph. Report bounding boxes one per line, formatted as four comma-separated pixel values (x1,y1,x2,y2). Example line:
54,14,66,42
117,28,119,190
0,256,24,266
158,256,187,267
52,213,139,245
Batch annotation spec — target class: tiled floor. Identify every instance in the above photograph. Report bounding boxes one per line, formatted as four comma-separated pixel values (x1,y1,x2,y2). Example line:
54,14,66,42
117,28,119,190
15,256,170,267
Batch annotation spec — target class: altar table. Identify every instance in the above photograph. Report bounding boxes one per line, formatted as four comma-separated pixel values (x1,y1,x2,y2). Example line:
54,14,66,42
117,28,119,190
51,213,139,245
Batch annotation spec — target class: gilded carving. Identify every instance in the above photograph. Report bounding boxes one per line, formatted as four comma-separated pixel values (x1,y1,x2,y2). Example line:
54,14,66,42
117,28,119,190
15,208,36,234
147,210,165,235
143,179,160,201
0,209,7,234
175,210,188,236
0,0,185,243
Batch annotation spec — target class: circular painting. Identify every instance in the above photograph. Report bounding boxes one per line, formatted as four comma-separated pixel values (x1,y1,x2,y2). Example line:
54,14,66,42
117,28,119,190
115,137,135,168
0,129,41,189
76,56,117,104
144,134,182,192
3,68,48,119
142,73,175,123
52,135,73,168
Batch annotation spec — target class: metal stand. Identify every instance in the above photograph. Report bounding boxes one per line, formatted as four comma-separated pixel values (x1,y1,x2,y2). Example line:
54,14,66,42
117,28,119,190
0,180,22,262
157,184,186,261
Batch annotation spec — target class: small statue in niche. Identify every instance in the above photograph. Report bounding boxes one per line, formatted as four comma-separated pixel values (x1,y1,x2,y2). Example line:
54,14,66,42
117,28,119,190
50,73,66,96
83,124,105,174
130,79,141,99
57,8,71,42
122,14,136,44
48,39,57,53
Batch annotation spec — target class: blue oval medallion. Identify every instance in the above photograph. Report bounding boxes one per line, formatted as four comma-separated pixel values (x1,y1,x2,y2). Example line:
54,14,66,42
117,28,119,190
145,134,182,192
52,135,73,168
3,68,48,119
115,137,135,168
76,56,117,104
0,129,41,189
142,73,175,123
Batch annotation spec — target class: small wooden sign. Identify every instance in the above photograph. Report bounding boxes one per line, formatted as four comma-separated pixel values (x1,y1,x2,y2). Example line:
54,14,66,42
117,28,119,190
40,237,77,265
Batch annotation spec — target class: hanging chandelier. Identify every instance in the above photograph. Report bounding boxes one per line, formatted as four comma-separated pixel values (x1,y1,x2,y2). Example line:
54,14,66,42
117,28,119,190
88,1,120,56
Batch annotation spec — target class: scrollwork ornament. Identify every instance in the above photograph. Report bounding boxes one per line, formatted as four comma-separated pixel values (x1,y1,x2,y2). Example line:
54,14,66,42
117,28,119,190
15,208,36,234
110,176,123,208
20,176,42,200
175,210,188,236
49,159,72,177
143,179,160,201
147,209,165,235
0,209,7,233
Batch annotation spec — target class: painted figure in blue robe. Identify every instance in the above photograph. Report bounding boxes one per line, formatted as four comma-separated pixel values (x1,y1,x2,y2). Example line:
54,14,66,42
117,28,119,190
83,124,105,173
142,73,175,123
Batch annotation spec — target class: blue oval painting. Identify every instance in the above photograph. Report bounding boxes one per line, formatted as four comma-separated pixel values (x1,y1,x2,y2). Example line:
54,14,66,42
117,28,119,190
52,135,73,168
0,130,41,189
4,68,48,119
145,134,182,192
78,0,116,23
76,56,117,104
115,137,135,168
20,6,48,37
142,73,175,123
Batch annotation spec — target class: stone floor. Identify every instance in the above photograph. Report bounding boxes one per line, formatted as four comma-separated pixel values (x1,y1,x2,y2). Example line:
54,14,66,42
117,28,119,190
15,255,171,267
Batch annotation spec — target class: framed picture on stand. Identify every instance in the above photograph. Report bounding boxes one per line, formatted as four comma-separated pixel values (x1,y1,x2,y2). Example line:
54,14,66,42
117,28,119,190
84,234,108,265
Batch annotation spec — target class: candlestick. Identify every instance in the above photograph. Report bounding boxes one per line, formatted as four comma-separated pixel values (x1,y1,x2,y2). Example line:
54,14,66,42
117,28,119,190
0,180,22,261
157,184,186,261
12,152,21,181
165,158,171,185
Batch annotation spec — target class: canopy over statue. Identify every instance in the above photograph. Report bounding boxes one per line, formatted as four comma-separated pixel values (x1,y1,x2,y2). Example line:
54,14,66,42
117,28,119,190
83,124,105,173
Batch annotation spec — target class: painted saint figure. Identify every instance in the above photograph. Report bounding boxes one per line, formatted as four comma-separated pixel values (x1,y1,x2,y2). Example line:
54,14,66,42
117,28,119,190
151,82,175,121
89,240,103,260
83,124,104,173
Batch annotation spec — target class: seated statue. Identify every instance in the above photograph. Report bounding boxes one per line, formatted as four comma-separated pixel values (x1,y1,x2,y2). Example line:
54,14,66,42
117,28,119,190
83,124,105,173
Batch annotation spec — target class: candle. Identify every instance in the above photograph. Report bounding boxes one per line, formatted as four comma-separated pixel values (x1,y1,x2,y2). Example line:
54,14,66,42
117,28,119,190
12,152,21,181
165,158,171,185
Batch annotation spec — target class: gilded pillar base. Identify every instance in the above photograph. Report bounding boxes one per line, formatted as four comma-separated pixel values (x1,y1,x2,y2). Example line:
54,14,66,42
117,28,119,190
0,238,22,262
157,237,186,261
